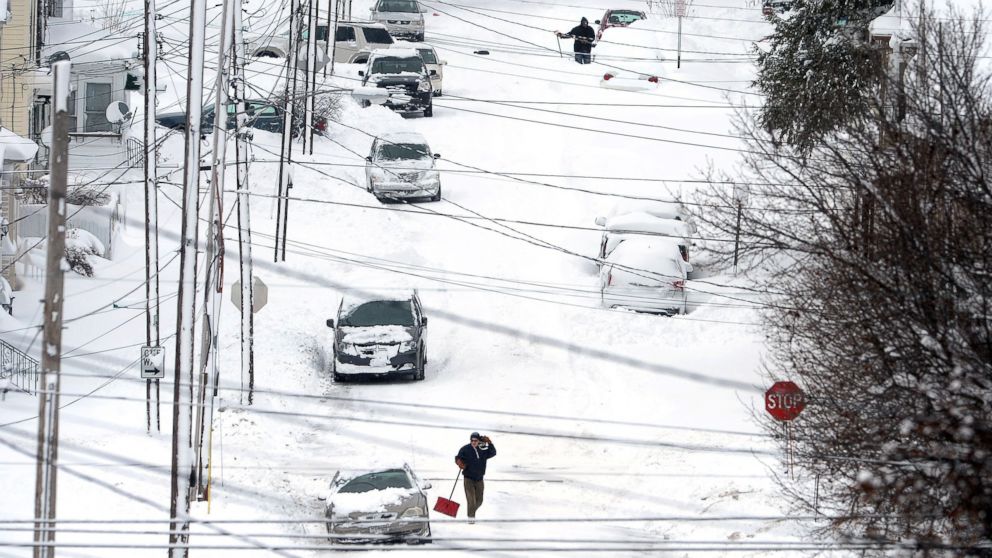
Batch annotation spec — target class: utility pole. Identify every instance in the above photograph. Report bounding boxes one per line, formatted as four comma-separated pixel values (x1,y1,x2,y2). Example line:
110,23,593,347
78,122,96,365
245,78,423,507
675,0,685,68
324,0,333,77
169,0,206,548
231,0,255,404
329,0,340,77
275,0,299,262
143,0,161,433
304,0,317,155
193,0,234,501
33,59,70,558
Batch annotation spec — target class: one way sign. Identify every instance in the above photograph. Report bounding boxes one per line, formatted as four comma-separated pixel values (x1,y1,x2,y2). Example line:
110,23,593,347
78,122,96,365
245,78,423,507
141,346,166,379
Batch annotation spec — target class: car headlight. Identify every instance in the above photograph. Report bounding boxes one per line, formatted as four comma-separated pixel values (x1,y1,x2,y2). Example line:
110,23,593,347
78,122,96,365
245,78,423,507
419,171,437,182
418,80,431,92
399,340,416,352
400,506,425,518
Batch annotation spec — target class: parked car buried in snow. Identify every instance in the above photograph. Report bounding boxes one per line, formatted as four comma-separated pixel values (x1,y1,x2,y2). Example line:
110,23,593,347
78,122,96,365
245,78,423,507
155,99,326,137
595,20,665,90
327,290,428,381
599,238,689,315
359,50,434,116
365,131,441,202
595,211,693,265
321,463,432,543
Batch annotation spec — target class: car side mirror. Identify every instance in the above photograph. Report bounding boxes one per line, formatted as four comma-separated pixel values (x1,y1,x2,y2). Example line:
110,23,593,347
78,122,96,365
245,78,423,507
440,60,447,65
595,19,601,24
326,318,335,328
433,153,441,159
358,70,365,76
421,481,432,490
365,156,373,162
429,69,437,76
594,216,606,226
421,316,428,325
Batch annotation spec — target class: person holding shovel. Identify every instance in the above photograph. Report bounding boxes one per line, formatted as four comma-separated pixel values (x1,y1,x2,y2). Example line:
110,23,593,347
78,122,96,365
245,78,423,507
455,432,497,521
556,17,597,64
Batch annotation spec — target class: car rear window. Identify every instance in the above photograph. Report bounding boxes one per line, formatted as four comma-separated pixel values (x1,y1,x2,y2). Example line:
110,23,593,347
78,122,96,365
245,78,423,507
371,56,423,74
379,142,430,160
341,300,415,327
339,470,412,493
417,48,438,64
362,27,394,44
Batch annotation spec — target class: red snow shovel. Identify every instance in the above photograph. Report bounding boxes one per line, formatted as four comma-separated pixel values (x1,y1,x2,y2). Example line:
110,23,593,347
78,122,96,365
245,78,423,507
433,470,461,517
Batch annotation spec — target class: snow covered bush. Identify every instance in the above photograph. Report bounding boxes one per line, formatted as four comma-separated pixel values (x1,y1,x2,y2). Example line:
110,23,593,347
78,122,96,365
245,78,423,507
690,6,992,553
65,228,105,277
270,89,343,138
19,176,112,207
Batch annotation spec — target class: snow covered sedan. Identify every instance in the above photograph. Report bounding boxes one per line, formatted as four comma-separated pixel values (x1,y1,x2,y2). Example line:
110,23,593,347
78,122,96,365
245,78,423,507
327,290,428,381
364,131,441,202
594,20,666,91
358,50,434,116
600,238,689,316
321,464,432,543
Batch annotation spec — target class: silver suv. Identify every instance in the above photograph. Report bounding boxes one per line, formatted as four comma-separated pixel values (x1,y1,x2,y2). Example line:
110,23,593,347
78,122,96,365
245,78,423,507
370,0,425,42
249,21,394,64
365,132,441,202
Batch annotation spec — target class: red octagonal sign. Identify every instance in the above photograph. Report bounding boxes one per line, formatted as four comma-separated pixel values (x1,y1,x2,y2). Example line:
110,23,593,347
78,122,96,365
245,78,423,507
765,381,806,421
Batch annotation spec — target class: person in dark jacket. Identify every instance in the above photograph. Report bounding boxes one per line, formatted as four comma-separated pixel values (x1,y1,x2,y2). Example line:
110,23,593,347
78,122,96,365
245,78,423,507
557,17,596,64
455,432,497,520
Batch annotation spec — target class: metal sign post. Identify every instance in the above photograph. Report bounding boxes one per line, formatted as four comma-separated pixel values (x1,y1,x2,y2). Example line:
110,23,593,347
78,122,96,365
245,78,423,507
676,0,686,68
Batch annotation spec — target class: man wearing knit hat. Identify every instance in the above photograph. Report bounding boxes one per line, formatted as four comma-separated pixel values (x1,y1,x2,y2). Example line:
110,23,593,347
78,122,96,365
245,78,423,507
455,432,497,521
556,17,597,64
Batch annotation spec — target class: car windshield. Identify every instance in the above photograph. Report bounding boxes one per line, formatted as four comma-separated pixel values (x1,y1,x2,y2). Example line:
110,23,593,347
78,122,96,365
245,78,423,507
341,300,415,327
417,48,438,64
339,470,412,493
370,57,424,74
362,27,394,44
379,142,430,160
377,0,418,13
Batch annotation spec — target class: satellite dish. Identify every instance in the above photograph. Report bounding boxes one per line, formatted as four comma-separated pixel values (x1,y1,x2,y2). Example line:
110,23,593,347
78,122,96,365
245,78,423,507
40,125,52,147
106,101,132,124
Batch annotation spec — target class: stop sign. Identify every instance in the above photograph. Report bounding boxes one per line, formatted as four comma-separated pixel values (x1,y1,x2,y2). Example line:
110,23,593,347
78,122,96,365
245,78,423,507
765,381,806,421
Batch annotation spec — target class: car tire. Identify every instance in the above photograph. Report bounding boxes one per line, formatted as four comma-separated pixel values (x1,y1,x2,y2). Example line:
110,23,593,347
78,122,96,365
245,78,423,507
429,187,441,202
362,100,371,108
424,103,433,118
416,34,425,42
433,90,442,97
332,360,346,383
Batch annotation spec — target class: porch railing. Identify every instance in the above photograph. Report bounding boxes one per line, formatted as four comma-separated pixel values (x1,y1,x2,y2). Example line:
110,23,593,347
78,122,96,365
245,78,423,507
0,338,40,396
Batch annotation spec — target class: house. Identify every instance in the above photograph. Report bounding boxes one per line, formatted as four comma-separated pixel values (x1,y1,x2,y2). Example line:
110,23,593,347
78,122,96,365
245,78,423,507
0,127,39,289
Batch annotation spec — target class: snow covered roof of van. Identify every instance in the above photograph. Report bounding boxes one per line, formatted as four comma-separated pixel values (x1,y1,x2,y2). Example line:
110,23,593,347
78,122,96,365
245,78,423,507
378,131,428,144
604,212,690,237
371,48,421,59
340,290,416,312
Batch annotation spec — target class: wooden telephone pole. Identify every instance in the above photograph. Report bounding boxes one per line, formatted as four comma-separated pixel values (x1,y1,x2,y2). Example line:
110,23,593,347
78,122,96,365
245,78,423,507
169,0,206,548
33,59,70,558
143,0,161,433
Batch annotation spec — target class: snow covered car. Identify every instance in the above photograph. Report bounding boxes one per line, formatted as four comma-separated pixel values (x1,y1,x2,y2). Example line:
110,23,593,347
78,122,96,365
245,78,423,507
595,211,694,265
359,50,434,116
365,131,441,202
327,290,428,381
594,20,666,91
600,238,689,315
595,8,647,39
321,463,432,543
369,0,426,42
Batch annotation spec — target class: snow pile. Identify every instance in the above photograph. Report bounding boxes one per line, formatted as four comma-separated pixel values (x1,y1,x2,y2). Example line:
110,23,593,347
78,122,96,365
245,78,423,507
340,325,414,344
331,487,415,515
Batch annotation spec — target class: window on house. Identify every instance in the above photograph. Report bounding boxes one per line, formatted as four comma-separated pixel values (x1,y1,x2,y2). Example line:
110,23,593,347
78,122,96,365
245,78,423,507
67,90,77,132
84,83,111,132
47,0,63,18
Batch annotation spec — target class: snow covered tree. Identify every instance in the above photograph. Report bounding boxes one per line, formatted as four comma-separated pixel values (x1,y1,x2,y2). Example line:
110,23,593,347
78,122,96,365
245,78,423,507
753,0,895,153
692,6,992,552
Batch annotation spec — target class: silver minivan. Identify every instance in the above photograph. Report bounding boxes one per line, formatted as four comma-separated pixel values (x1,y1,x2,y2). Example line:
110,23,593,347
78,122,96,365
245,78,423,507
370,0,426,41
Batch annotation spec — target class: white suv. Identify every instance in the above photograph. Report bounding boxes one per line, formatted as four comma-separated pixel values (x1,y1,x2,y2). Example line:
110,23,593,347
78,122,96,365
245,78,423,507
370,0,426,42
249,21,394,65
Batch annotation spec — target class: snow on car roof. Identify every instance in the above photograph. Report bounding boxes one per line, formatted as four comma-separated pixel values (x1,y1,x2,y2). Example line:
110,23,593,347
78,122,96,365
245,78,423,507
603,200,686,221
605,212,690,237
340,290,416,312
377,131,428,144
371,48,421,59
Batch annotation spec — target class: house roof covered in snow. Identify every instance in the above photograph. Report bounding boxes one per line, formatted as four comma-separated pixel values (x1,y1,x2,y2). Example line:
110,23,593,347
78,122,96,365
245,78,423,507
0,128,39,163
42,21,138,65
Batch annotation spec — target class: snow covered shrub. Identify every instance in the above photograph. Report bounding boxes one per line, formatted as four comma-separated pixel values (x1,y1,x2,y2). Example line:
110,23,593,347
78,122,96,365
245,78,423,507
18,176,112,207
270,88,343,137
690,6,992,553
64,228,105,277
